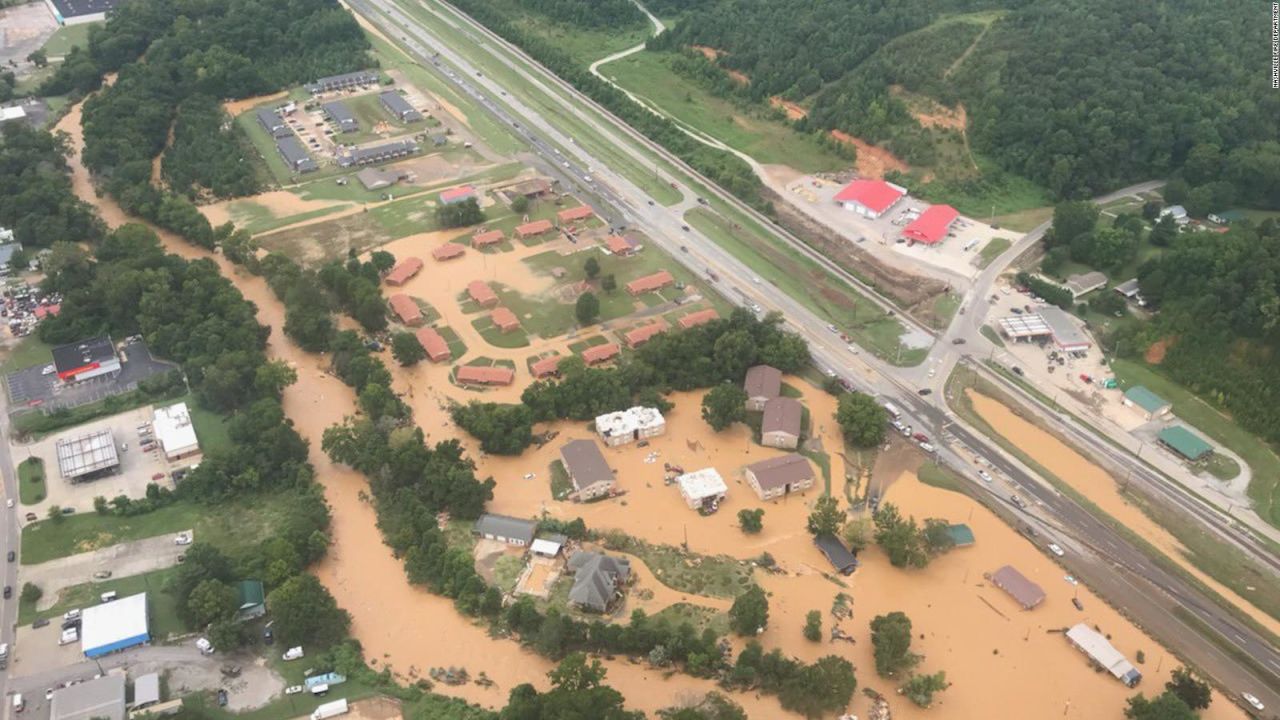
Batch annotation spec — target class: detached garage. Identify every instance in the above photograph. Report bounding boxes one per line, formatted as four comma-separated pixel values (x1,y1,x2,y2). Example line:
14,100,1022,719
81,593,149,658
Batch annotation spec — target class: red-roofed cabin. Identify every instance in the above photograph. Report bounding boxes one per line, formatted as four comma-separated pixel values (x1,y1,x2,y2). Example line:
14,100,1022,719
456,365,514,386
626,270,675,295
557,205,595,223
902,204,959,245
35,304,61,319
468,280,498,307
385,257,424,286
516,220,554,238
834,179,906,218
581,343,620,365
440,185,476,204
473,229,505,247
531,355,563,378
432,243,466,261
415,327,452,362
678,309,718,329
605,235,635,256
491,307,521,333
624,321,667,349
388,294,424,326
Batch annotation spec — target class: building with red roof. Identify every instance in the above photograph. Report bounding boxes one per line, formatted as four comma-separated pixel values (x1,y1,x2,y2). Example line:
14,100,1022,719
605,235,636,256
35,304,61,319
624,320,667,349
432,243,466,261
472,229,505,247
834,179,906,218
516,219,554,238
467,280,498,307
581,343,620,365
626,270,675,295
678,309,718,329
902,204,959,245
456,365,515,386
384,257,424,286
557,205,595,223
440,185,476,204
415,327,452,362
531,355,563,378
491,307,521,333
388,294,423,326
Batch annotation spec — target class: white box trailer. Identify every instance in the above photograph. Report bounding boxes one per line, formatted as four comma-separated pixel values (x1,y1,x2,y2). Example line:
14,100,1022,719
311,698,349,719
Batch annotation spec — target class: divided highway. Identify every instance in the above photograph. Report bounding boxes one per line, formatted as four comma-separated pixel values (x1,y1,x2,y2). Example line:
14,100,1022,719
349,0,1280,710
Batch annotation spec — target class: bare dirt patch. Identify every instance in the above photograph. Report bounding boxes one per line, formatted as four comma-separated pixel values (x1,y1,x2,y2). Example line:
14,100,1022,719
914,102,967,132
769,97,808,121
690,45,723,61
223,91,288,118
1145,337,1175,365
829,130,909,179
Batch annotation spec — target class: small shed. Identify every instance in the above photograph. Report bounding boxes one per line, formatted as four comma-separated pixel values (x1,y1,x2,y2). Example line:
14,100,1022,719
990,565,1045,609
675,468,728,511
946,523,975,547
814,534,858,575
531,533,567,557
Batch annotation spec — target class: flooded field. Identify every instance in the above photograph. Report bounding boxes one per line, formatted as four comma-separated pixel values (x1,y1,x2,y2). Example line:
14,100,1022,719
50,93,1245,719
967,390,1280,637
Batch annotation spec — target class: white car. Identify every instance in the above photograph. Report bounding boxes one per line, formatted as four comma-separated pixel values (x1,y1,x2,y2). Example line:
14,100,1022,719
522,472,536,480
5,499,12,508
977,470,993,483
285,685,305,696
1048,543,1065,557
174,532,192,546
63,609,80,621
41,364,54,376
1064,574,1078,585
1241,692,1264,711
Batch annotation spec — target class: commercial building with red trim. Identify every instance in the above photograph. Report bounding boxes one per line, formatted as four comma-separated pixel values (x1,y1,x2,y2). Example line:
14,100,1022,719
902,204,959,245
833,179,906,219
52,336,120,382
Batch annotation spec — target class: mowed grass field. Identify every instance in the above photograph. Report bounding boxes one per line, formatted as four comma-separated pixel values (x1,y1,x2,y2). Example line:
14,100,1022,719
604,51,846,173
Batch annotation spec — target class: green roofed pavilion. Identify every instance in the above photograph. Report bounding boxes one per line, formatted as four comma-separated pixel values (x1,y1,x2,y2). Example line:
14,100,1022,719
947,523,975,547
1157,426,1212,461
1123,386,1170,416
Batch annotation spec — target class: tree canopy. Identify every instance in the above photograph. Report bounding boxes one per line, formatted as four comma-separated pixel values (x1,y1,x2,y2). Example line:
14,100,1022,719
870,611,918,677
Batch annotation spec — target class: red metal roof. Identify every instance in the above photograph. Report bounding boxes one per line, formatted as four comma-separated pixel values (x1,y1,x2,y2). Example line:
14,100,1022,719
581,342,620,364
388,294,422,325
833,179,904,214
415,327,451,361
531,355,563,378
473,229,504,246
384,257,424,285
626,270,675,295
557,205,595,223
456,365,514,385
624,320,667,348
903,204,959,244
467,280,497,306
516,219,554,237
491,307,520,331
605,235,633,254
440,185,476,203
678,309,718,329
35,304,61,319
431,243,466,261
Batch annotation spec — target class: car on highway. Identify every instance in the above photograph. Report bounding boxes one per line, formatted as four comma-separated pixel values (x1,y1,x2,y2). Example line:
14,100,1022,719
977,470,993,483
918,388,932,396
952,338,966,344
6,551,13,562
1242,692,1265,711
1048,543,1065,557
1012,366,1024,376
826,324,838,333
2,586,10,599
5,498,12,508
681,225,690,232
648,199,655,206
31,618,48,629
93,571,112,579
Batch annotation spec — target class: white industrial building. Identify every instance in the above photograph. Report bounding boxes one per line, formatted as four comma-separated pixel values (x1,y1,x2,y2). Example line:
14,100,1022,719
676,468,728,511
153,402,201,461
55,429,120,481
595,407,666,447
50,673,126,720
1065,623,1142,687
81,593,150,658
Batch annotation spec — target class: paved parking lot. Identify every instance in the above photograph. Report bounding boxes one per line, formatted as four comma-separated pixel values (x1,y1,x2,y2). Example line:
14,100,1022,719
5,339,178,412
18,406,180,516
22,531,193,609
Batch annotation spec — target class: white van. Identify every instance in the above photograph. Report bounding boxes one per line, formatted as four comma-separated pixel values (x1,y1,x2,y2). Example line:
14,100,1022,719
100,591,117,603
12,693,23,712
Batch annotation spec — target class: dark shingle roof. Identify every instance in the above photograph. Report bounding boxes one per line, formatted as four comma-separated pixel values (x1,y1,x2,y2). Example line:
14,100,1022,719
560,439,612,491
567,552,630,611
473,514,536,545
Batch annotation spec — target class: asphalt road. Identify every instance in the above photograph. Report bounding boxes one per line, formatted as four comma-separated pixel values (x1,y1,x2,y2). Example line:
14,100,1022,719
349,0,1280,711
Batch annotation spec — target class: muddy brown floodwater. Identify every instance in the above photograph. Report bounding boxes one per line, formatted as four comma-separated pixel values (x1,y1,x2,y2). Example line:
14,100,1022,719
968,390,1280,638
54,92,1245,719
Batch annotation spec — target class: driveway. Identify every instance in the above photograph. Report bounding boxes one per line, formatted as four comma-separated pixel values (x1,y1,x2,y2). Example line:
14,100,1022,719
21,531,192,611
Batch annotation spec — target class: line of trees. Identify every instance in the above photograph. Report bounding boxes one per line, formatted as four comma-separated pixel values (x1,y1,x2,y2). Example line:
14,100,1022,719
0,123,106,250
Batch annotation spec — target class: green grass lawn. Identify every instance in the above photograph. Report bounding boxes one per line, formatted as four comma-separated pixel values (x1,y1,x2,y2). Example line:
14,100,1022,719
1,334,53,373
21,494,302,565
989,206,1053,233
549,460,572,501
919,154,1053,219
605,51,845,173
17,458,45,505
492,554,525,593
600,532,754,599
40,22,99,56
1203,453,1242,482
929,293,962,330
19,566,185,638
976,237,1012,268
470,315,531,349
329,91,437,147
436,325,467,360
979,324,1005,347
650,602,729,636
916,461,968,494
1111,359,1280,527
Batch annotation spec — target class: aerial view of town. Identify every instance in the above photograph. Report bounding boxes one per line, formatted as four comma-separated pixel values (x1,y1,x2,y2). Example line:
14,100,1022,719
0,0,1276,718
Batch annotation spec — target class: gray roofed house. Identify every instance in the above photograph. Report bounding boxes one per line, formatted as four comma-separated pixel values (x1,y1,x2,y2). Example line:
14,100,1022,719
356,167,409,191
990,565,1046,609
336,139,419,168
50,673,125,720
743,364,782,411
322,100,359,133
430,133,449,147
743,453,815,500
1066,271,1108,299
380,91,423,122
304,70,380,95
1114,278,1141,298
761,397,803,449
256,108,291,138
567,551,630,612
814,534,858,574
559,439,614,500
275,136,317,173
473,513,537,546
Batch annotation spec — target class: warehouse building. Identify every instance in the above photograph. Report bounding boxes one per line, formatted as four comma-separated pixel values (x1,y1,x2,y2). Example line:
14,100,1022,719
275,136,317,173
81,592,149,657
52,335,120,382
902,204,959,245
152,401,201,461
50,673,125,720
304,70,380,95
595,406,665,447
322,100,359,133
559,438,614,501
379,91,423,122
56,429,119,481
1065,623,1142,687
45,0,120,25
834,179,906,218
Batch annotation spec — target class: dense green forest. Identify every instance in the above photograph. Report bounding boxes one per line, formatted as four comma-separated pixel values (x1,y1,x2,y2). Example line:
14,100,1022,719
0,124,105,249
